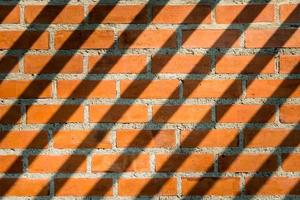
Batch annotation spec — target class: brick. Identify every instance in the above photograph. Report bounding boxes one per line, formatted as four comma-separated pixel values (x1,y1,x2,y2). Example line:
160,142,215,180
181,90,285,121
55,178,113,196
0,56,19,73
88,5,147,23
55,30,114,49
216,55,275,74
152,55,211,74
0,31,49,49
0,131,48,149
119,29,176,48
24,55,83,74
120,80,179,99
28,155,86,173
89,55,146,74
181,129,239,148
57,80,116,98
245,129,300,147
245,29,300,48
0,155,22,173
152,105,211,123
183,29,241,48
217,105,276,123
0,80,51,99
152,5,211,24
280,55,300,74
282,153,300,172
156,154,214,172
26,105,84,124
92,154,149,172
0,5,20,24
182,177,240,196
0,105,21,124
245,177,300,195
25,5,83,24
219,154,277,172
89,105,148,123
280,105,300,123
280,4,300,23
216,4,274,24
0,179,49,196
118,178,177,196
184,79,242,98
53,130,111,149
116,129,176,148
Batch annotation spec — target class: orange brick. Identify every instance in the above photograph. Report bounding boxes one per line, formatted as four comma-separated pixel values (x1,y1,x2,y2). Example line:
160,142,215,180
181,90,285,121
0,131,48,149
0,80,51,99
0,56,19,73
152,5,211,24
219,154,277,172
88,5,147,23
0,105,21,124
57,80,116,98
183,29,241,48
92,154,149,172
53,130,111,149
120,80,179,99
0,178,49,196
245,129,300,147
216,55,275,74
184,79,242,98
156,154,214,172
245,177,300,195
55,178,113,196
118,178,177,196
119,30,176,48
216,4,274,24
280,55,300,74
24,55,83,74
152,55,211,74
25,5,83,24
217,105,276,123
28,155,86,173
280,105,300,123
153,105,211,123
116,129,176,148
89,105,148,123
55,30,114,49
88,55,146,74
181,129,239,147
0,155,22,173
0,5,20,24
245,29,300,48
26,105,84,124
182,177,240,196
282,153,300,172
0,31,49,49
280,4,300,23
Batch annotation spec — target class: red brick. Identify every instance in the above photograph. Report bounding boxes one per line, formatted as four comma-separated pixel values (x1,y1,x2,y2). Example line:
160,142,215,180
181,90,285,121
0,155,22,173
280,4,300,23
118,178,177,196
152,105,211,123
89,105,148,123
0,105,21,124
116,129,176,148
25,5,83,24
184,79,242,98
120,80,179,99
119,30,176,48
0,5,20,24
26,105,84,124
152,5,211,24
0,56,19,73
216,4,274,24
280,55,300,74
181,129,239,147
282,153,300,172
280,105,300,123
216,55,275,74
183,29,241,48
53,130,111,149
55,30,114,49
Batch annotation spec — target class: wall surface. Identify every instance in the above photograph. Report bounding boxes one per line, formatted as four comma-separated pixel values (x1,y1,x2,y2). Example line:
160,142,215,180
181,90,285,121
0,0,300,199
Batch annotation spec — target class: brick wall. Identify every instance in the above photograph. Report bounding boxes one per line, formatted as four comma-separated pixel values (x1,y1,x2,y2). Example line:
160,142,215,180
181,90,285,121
0,0,300,198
